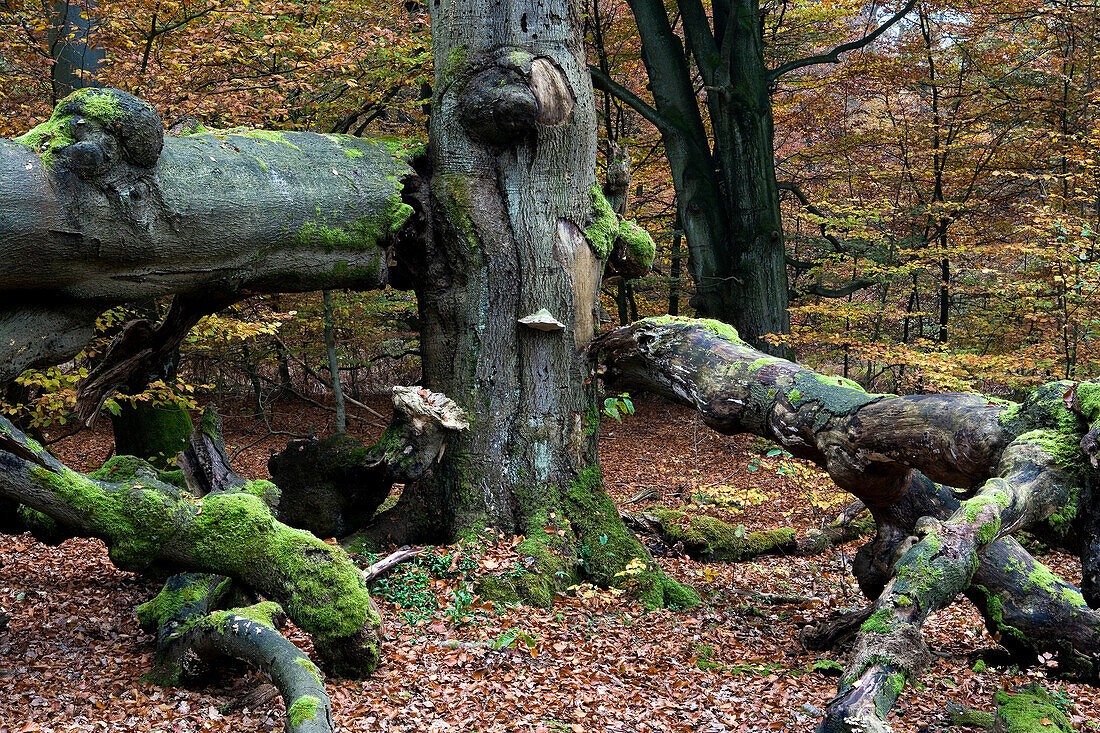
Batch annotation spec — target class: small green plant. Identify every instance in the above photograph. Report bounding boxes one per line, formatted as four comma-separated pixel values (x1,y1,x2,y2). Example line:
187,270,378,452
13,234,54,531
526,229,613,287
603,392,634,422
1048,685,1074,714
489,629,537,650
445,587,475,626
371,565,438,625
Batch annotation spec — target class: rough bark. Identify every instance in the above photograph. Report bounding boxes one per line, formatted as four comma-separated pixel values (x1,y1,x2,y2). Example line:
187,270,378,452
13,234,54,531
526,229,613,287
0,87,413,385
373,0,690,610
592,316,1100,732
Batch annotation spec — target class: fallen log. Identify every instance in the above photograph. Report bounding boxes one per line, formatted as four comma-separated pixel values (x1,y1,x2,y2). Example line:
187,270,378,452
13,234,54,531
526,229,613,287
592,316,1100,732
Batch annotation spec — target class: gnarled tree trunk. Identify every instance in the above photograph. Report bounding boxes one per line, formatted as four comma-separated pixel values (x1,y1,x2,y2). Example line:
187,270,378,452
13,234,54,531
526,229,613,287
369,0,691,607
593,316,1100,733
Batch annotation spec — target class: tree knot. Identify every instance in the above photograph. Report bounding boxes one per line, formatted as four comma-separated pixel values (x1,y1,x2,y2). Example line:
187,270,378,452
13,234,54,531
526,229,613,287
22,88,163,179
456,48,575,146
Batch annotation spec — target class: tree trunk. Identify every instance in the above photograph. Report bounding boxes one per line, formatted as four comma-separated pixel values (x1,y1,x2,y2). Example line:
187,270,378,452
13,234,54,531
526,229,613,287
0,88,411,385
381,0,693,607
48,0,106,100
697,0,790,349
609,0,790,352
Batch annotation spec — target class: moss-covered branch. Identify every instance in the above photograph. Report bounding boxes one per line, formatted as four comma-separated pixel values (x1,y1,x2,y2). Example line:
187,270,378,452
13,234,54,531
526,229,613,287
0,415,379,678
137,575,333,733
592,317,1098,733
0,88,418,386
622,502,871,563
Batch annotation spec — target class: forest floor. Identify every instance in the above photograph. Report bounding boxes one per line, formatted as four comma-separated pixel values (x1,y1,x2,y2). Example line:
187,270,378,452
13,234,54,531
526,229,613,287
1,395,1098,733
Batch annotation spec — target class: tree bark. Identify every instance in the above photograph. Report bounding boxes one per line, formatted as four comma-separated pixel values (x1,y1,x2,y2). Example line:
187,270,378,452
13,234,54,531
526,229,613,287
382,0,691,607
592,316,1100,732
0,88,412,385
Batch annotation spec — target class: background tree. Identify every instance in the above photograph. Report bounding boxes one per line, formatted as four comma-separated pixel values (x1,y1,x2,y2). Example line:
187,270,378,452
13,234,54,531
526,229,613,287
590,0,915,351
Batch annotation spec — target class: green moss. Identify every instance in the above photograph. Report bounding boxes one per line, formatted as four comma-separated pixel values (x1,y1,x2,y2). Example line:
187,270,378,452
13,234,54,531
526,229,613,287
235,129,301,149
1073,381,1100,422
29,464,177,570
955,490,1011,524
207,600,282,630
748,356,789,370
1025,561,1080,606
584,186,618,258
136,574,223,631
90,455,182,486
77,89,123,122
1045,485,1079,536
617,219,656,267
810,659,844,674
887,672,906,695
972,659,988,673
188,492,379,651
294,657,325,687
860,608,897,634
295,190,412,253
344,148,364,158
971,584,1028,643
240,479,281,508
978,516,1002,545
448,45,468,71
1015,429,1082,469
640,315,748,346
109,401,193,468
998,401,1024,430
16,113,77,168
645,506,794,562
788,389,802,403
993,685,1072,732
692,643,723,671
565,466,698,608
287,695,322,727
16,504,61,538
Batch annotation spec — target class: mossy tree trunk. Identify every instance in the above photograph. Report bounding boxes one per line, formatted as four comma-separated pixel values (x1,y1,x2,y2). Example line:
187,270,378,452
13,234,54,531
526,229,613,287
372,0,692,608
593,316,1100,733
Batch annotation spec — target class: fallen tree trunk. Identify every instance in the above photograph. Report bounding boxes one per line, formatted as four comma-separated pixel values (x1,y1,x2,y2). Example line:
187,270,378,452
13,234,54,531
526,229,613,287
621,502,871,562
0,88,416,385
592,317,1100,732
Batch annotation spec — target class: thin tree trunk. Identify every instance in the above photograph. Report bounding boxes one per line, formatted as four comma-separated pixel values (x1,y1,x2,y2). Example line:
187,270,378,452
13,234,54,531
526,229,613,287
322,290,346,434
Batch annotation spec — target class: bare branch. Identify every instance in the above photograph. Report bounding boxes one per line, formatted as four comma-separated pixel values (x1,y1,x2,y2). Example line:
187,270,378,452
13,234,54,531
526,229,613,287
768,0,918,82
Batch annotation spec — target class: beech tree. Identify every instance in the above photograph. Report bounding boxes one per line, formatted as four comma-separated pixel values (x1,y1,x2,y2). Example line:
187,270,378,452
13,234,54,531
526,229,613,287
0,6,1098,733
590,0,916,351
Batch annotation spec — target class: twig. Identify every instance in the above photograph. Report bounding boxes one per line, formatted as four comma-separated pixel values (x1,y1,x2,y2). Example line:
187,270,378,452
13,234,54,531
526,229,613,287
362,547,425,582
